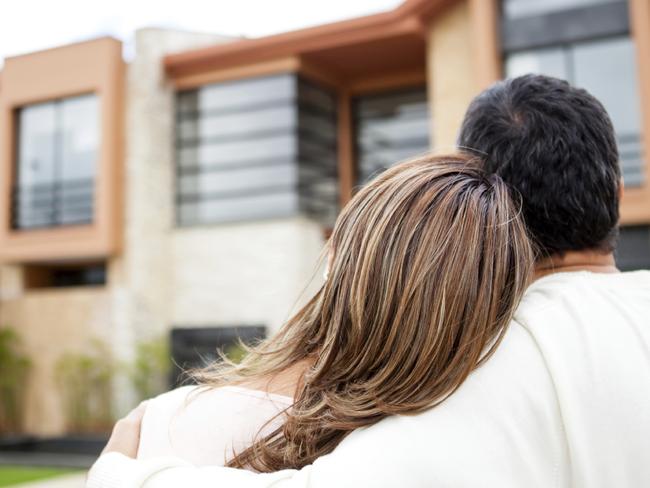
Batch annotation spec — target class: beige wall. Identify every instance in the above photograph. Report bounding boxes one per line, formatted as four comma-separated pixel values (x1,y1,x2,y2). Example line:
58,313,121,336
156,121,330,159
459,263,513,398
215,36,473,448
427,0,475,151
171,219,326,331
0,286,113,435
116,27,233,343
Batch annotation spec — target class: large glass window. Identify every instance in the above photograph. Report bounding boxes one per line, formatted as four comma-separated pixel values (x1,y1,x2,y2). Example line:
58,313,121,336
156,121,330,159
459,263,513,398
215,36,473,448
506,37,644,186
14,95,98,229
176,74,338,226
354,87,430,184
503,0,622,20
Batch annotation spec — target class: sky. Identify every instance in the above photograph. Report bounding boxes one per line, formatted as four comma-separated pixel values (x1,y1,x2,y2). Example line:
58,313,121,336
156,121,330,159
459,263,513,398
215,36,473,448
0,0,404,65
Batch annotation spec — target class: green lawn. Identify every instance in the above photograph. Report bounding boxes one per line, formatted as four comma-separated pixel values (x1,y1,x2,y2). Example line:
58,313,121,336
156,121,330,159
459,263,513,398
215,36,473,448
0,466,78,487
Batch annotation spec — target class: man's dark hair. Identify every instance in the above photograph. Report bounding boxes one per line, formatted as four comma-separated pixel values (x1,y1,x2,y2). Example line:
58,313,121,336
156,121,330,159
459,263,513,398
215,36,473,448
458,74,620,257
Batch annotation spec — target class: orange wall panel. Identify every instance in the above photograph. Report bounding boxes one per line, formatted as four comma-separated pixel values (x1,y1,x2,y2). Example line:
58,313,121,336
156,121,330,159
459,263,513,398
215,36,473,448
0,37,124,263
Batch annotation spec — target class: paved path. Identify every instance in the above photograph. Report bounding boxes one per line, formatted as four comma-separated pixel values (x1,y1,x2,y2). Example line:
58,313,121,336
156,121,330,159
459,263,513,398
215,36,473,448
0,453,95,469
8,473,86,487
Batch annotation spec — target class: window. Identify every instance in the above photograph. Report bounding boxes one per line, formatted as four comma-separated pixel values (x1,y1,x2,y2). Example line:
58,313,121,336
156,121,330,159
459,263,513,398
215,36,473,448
170,326,266,386
506,37,644,186
24,262,106,289
616,226,650,271
176,74,338,226
14,95,98,229
503,0,622,20
354,87,430,184
501,0,644,187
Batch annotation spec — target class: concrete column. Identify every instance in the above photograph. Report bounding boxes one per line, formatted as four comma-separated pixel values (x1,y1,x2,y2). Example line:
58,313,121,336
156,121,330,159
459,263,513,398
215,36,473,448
426,0,501,151
111,28,233,415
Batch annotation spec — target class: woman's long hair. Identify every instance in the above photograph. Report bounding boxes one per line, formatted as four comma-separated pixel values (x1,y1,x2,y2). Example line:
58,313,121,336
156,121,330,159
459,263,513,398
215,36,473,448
194,153,534,471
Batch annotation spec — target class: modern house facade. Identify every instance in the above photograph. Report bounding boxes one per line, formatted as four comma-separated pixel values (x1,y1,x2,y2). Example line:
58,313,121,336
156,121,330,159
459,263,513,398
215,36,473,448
0,0,649,435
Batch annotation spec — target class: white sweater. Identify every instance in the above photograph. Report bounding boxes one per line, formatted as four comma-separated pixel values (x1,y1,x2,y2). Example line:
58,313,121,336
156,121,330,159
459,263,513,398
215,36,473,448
138,385,292,466
87,270,650,488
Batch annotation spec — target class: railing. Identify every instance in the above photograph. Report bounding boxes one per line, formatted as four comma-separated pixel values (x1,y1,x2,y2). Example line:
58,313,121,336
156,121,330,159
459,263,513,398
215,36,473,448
11,178,94,229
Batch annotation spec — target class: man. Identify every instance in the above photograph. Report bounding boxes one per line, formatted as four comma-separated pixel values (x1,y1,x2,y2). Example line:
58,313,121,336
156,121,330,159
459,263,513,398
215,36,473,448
87,75,650,487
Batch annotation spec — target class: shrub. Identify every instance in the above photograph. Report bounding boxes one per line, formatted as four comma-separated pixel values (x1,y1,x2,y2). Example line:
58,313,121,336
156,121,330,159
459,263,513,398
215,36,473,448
129,336,171,402
0,327,31,434
223,341,249,364
55,340,114,433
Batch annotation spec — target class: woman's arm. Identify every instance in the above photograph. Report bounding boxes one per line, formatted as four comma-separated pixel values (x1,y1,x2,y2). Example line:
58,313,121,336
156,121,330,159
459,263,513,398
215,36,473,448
86,404,411,488
87,453,305,488
87,401,305,488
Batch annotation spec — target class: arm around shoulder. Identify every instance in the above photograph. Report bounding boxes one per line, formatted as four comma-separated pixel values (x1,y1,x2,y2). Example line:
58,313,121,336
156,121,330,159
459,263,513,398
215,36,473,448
86,451,308,488
86,419,408,488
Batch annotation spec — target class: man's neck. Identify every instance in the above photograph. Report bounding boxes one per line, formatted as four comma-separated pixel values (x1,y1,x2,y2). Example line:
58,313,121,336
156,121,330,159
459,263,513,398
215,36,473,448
534,250,619,279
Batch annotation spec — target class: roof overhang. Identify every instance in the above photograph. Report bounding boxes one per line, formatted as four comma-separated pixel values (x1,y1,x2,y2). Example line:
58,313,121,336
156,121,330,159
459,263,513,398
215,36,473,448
164,0,455,87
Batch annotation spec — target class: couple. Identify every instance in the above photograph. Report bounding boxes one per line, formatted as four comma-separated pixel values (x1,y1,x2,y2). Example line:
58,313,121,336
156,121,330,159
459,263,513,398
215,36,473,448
87,74,650,487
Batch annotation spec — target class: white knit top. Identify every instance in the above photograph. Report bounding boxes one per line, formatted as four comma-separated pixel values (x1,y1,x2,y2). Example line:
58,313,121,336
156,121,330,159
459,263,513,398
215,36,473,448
138,385,293,466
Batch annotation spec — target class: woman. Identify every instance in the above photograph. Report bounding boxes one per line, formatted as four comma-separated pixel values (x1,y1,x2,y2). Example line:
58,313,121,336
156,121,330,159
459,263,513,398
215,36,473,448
136,152,533,472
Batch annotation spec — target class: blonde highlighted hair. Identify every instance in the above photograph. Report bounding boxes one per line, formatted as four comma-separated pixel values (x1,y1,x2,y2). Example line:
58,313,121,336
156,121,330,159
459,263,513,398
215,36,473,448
194,153,534,471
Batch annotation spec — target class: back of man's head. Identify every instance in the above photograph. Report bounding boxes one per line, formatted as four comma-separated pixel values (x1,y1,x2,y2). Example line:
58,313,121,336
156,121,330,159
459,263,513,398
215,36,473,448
458,74,620,258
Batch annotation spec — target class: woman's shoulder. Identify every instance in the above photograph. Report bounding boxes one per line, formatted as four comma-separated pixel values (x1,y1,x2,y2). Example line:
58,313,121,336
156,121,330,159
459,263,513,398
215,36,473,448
138,385,292,466
148,384,197,408
137,386,196,461
148,384,292,410
143,384,292,432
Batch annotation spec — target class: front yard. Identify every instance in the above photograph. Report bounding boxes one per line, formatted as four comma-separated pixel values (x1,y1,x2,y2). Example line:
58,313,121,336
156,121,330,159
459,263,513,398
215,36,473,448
0,466,79,487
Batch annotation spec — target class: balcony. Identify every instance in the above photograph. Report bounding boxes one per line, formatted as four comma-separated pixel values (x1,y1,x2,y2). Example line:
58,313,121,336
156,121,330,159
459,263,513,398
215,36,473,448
11,179,94,230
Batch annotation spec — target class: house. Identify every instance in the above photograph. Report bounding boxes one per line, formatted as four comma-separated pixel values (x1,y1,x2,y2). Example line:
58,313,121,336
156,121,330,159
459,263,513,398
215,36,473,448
0,0,648,435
